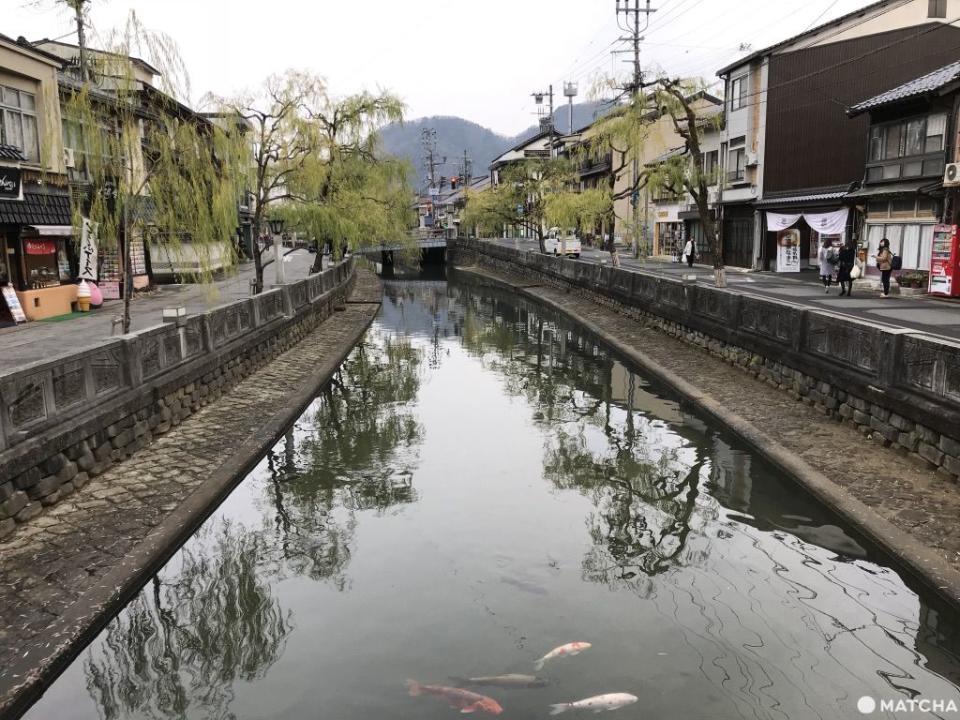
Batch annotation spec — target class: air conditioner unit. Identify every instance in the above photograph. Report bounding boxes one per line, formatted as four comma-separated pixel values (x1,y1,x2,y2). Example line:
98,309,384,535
944,162,960,187
745,152,759,167
63,147,76,169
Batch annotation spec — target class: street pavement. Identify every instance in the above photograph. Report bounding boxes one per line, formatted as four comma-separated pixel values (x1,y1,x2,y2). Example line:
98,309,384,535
488,238,960,342
0,249,321,372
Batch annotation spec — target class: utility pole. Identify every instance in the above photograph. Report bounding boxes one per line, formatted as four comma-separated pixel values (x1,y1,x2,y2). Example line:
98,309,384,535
460,149,472,186
616,0,656,260
68,0,91,84
421,127,438,192
531,86,555,134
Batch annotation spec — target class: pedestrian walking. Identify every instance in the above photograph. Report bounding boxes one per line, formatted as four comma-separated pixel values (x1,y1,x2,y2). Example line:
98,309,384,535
874,238,894,297
837,238,856,296
683,237,696,268
817,238,835,293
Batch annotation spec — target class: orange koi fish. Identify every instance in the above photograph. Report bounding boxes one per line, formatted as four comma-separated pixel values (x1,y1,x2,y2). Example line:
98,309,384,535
406,679,504,715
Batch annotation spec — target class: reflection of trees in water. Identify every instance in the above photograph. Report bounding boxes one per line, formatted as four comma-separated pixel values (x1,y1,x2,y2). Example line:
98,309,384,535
84,522,291,720
260,335,425,587
454,283,710,588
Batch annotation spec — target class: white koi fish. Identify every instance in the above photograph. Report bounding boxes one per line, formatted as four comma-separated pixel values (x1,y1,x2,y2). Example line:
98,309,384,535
533,641,591,671
549,693,638,714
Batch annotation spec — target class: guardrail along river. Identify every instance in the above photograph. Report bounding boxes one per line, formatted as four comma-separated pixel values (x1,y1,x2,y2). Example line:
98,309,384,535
23,275,960,720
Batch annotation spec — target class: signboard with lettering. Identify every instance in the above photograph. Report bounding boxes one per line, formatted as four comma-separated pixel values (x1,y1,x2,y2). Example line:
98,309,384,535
776,229,802,273
0,167,22,200
24,239,57,255
1,286,26,323
79,218,99,281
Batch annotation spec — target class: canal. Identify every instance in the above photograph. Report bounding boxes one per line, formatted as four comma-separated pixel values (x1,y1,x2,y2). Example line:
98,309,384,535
23,274,960,719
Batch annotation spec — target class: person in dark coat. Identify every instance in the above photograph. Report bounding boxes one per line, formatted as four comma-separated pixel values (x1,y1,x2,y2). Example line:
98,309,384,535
837,239,856,297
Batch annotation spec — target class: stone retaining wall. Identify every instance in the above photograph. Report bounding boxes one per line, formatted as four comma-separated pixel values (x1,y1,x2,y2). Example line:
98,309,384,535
0,259,356,537
450,239,960,481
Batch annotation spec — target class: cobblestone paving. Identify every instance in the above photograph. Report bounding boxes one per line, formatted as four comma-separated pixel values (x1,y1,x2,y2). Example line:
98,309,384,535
0,272,381,698
517,280,960,574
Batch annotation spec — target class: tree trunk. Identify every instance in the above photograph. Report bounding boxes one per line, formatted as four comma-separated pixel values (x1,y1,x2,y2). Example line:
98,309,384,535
252,213,264,294
122,204,132,334
310,251,323,274
536,227,546,254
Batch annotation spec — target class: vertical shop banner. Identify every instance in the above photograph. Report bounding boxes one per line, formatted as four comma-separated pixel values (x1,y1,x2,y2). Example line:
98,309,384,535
79,219,99,281
776,229,802,273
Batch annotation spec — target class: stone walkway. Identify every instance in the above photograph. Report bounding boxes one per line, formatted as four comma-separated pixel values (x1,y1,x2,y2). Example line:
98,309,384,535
0,271,381,717
470,265,960,577
0,250,322,371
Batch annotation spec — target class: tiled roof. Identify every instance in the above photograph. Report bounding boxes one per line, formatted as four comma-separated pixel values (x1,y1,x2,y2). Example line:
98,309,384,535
755,190,848,206
849,60,960,115
0,145,26,161
717,0,906,76
0,189,71,225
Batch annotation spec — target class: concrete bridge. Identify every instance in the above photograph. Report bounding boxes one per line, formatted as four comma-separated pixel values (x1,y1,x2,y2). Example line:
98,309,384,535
356,236,447,254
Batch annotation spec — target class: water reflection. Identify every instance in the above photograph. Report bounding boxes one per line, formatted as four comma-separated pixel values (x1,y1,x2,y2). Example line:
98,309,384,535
25,276,960,720
259,336,424,587
83,523,290,720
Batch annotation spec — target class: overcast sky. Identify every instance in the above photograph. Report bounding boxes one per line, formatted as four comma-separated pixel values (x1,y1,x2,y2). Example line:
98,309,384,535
8,0,879,136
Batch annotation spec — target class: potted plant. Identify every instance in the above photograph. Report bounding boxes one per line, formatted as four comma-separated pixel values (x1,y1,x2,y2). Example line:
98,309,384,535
895,270,928,295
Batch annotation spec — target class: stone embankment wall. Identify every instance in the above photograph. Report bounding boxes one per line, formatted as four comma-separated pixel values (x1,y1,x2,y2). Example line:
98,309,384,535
0,259,356,536
450,240,960,480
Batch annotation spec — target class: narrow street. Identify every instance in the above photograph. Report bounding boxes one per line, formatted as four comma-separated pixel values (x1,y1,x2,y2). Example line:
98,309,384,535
0,250,317,371
489,237,960,341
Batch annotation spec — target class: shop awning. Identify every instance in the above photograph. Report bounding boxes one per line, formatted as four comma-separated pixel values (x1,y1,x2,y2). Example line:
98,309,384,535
25,225,72,236
845,180,941,199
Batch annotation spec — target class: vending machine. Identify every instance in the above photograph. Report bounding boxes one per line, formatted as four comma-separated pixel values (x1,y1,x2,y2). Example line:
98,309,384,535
929,224,960,297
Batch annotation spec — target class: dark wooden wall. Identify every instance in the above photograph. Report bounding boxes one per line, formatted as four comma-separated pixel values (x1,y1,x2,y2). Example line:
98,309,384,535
764,23,960,194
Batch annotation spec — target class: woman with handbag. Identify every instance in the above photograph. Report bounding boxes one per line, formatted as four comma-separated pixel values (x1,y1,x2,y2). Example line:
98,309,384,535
837,239,856,297
874,238,894,297
817,238,836,293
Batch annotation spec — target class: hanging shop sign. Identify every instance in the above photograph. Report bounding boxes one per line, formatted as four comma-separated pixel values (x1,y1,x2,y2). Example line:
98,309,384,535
24,239,57,255
79,218,99,281
0,167,21,200
776,229,802,273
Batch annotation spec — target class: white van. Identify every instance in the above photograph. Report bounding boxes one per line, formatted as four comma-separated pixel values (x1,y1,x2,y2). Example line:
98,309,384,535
543,227,582,258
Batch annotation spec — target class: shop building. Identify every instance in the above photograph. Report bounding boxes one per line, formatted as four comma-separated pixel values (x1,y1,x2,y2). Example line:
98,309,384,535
717,0,960,269
846,60,960,276
0,34,75,324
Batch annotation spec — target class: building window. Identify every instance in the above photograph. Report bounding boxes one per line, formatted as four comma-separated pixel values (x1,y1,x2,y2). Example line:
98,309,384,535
703,150,718,178
0,86,39,163
929,0,947,18
867,221,935,270
728,148,746,181
730,75,747,111
925,113,946,152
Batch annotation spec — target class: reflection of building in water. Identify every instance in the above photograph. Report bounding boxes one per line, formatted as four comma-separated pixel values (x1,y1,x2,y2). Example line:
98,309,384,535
706,435,753,512
609,361,684,424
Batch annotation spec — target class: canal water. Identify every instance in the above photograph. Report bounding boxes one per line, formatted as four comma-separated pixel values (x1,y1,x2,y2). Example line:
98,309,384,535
24,274,960,720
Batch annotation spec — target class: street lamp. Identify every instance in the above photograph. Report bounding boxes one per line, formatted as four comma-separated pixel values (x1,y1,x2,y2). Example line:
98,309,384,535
269,218,287,284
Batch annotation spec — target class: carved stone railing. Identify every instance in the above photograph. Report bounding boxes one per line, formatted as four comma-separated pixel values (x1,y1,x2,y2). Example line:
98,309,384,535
449,238,960,465
0,258,355,454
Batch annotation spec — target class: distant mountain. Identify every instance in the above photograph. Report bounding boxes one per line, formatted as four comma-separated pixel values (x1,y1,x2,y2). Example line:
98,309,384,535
381,101,613,190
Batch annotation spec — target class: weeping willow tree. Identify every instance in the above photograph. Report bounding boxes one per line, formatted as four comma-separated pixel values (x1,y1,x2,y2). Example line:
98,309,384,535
63,12,249,332
282,91,415,274
545,187,615,257
589,78,726,285
461,157,574,253
214,74,412,292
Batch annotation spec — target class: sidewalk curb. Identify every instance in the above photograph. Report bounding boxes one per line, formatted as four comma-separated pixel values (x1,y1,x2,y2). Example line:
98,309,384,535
2,275,382,720
458,264,960,610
